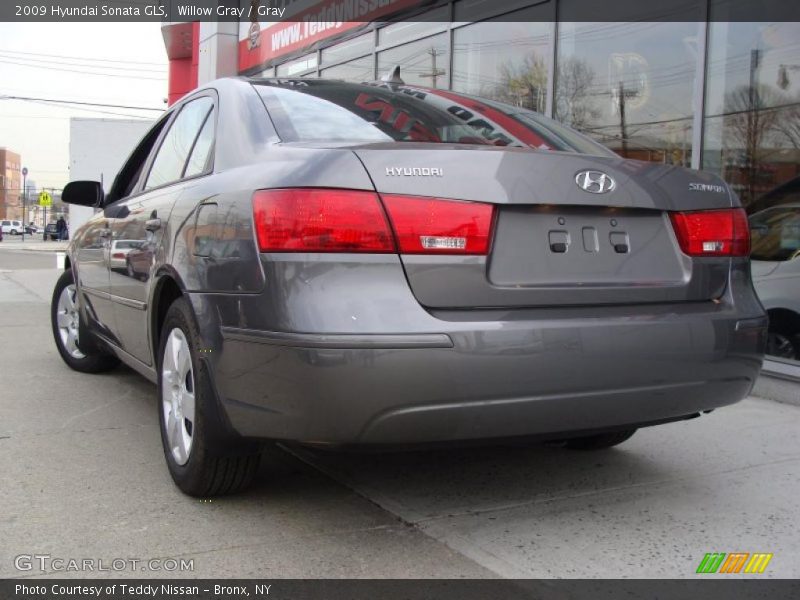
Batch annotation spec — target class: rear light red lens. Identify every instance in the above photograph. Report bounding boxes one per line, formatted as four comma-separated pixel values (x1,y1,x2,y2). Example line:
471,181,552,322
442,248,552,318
380,194,495,255
252,188,395,253
669,208,750,257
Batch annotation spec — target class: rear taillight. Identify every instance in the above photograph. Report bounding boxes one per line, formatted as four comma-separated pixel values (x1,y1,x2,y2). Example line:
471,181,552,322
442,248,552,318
252,188,395,252
669,208,750,257
253,188,496,255
381,194,495,255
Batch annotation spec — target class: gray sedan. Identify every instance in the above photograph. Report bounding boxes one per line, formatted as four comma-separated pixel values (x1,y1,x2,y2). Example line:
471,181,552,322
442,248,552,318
51,76,767,496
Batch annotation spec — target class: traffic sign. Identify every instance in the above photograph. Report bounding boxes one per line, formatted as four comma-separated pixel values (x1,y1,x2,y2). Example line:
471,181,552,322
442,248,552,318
38,191,52,207
22,167,28,177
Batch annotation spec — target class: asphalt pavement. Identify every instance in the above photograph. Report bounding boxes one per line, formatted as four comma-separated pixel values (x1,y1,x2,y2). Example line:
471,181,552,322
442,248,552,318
1,245,798,579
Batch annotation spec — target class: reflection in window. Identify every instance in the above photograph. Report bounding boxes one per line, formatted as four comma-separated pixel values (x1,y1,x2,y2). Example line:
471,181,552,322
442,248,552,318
452,10,550,113
702,22,800,209
146,97,213,190
378,34,448,88
555,22,700,165
321,56,375,83
276,53,318,77
378,8,448,47
321,32,373,66
261,86,391,142
184,113,214,178
750,204,800,262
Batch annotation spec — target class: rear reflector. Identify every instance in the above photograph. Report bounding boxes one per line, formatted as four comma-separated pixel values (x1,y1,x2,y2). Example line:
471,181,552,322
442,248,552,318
252,188,395,252
381,194,495,255
669,208,750,257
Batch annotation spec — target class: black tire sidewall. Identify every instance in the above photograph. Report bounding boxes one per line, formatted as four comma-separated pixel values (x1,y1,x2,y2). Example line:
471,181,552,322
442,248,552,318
51,270,118,373
157,298,215,491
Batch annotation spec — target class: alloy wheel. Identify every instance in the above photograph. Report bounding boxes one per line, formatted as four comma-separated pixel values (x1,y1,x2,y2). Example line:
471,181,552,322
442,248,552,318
56,284,85,359
161,328,196,465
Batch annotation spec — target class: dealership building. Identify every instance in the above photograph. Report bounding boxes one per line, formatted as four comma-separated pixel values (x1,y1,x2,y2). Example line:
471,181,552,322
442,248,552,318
161,0,800,210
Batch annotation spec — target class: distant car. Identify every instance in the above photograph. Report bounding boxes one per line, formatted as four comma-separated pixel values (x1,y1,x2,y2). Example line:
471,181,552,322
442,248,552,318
25,224,40,235
44,223,58,240
750,197,800,360
109,239,143,270
43,223,60,241
1,220,23,235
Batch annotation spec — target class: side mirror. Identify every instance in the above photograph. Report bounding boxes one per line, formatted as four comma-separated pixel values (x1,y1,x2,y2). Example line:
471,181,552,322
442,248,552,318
62,181,104,207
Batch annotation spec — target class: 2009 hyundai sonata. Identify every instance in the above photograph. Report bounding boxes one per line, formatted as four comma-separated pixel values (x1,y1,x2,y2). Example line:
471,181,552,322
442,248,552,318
52,75,767,496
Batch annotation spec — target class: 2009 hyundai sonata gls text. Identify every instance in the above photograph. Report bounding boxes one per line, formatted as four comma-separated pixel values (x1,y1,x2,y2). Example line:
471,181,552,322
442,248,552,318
52,76,767,496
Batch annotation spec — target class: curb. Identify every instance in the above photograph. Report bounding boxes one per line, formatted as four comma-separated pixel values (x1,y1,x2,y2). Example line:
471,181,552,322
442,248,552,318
752,372,800,407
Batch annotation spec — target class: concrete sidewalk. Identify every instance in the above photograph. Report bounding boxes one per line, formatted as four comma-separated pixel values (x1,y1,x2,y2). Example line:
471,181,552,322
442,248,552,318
0,238,69,252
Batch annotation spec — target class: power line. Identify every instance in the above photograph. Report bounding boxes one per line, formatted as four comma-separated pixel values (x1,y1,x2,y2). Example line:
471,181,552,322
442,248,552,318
0,48,167,67
0,58,167,81
0,95,164,112
0,52,167,74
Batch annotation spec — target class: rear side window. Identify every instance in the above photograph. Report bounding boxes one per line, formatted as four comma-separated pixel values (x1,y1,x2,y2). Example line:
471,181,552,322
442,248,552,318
184,112,215,178
145,96,214,190
750,206,800,262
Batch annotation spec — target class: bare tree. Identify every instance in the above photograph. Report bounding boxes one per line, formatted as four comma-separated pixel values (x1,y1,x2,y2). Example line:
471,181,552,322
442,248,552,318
722,84,782,205
496,54,548,113
554,57,599,131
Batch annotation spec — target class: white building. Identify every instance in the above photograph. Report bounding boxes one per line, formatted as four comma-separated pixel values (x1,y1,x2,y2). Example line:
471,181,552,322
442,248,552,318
68,118,154,231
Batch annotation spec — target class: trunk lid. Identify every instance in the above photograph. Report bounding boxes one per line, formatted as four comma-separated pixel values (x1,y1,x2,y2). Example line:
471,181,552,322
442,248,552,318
353,143,735,308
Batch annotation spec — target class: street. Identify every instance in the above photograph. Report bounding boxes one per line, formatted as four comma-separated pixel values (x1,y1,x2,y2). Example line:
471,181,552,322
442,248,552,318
1,245,799,579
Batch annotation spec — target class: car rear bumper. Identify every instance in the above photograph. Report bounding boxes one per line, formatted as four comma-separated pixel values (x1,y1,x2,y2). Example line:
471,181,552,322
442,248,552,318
210,309,767,445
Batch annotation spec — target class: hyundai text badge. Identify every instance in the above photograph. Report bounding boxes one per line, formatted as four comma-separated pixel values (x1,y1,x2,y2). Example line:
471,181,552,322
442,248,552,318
575,170,615,194
386,167,443,177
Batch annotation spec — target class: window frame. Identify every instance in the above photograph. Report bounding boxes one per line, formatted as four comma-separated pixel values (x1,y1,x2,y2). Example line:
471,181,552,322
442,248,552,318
104,112,173,206
139,90,218,196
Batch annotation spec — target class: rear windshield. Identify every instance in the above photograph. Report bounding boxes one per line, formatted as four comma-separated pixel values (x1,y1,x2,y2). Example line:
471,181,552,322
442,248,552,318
750,205,800,262
252,79,614,156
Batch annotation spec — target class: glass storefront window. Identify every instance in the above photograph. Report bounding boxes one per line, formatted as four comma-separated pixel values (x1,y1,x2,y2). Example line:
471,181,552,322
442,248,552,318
276,53,318,77
378,7,449,47
321,32,374,66
320,56,375,83
377,34,449,88
702,22,800,210
452,7,551,113
555,22,701,165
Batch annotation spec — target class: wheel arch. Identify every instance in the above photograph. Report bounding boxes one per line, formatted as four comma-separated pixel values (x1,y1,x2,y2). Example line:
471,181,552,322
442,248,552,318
150,267,187,365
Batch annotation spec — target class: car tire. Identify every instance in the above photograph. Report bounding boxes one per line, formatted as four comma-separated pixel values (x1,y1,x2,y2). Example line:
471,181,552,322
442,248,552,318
51,269,120,373
125,258,135,279
10,229,18,235
766,320,800,361
563,429,637,450
158,297,261,497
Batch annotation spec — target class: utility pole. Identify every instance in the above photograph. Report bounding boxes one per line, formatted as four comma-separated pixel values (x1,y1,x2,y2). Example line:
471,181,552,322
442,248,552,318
618,81,628,158
746,48,761,206
21,167,28,242
420,48,446,89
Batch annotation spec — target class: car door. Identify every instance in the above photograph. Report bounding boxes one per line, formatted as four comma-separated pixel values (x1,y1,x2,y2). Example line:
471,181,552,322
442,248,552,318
108,94,216,365
73,118,170,342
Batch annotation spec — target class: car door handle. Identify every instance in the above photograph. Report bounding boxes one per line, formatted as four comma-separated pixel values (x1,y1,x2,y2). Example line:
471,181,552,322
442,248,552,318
145,218,162,232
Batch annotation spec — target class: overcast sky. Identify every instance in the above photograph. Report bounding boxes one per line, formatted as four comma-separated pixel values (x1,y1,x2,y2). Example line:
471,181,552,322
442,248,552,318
0,23,168,191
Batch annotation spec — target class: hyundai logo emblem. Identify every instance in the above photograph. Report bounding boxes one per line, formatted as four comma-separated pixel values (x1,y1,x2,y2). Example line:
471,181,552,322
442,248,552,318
575,170,616,194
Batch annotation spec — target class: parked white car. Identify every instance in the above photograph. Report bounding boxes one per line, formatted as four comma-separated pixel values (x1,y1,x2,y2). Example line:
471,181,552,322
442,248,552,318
1,220,24,235
109,239,144,270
